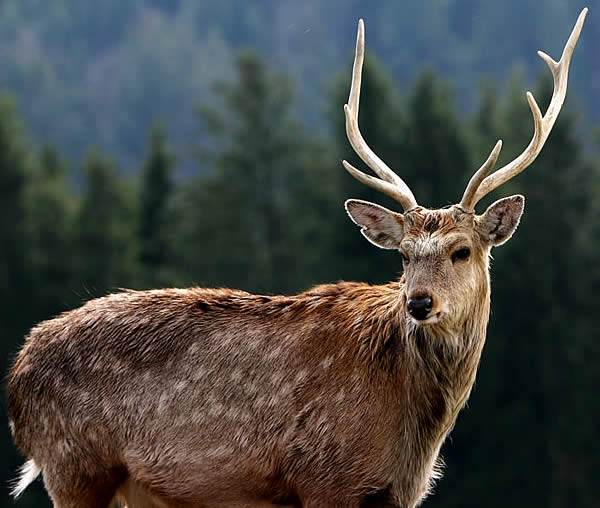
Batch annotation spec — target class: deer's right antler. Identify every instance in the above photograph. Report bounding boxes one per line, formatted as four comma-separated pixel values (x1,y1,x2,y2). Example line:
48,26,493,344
343,20,418,212
460,8,587,212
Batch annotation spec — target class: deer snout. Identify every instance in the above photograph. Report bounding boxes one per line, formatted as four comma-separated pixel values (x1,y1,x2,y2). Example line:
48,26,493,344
407,293,434,321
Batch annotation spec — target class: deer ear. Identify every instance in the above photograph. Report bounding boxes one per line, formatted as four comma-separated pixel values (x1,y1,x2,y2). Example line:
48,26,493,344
345,199,405,249
476,195,525,246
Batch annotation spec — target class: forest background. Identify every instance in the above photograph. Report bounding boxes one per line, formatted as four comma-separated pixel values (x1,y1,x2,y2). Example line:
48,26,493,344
0,1,598,506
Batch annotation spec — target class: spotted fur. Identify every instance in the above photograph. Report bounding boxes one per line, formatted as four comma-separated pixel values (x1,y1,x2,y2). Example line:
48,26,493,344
8,200,523,507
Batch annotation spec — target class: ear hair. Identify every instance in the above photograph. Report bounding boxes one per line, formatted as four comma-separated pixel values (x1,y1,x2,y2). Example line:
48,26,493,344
476,195,525,246
345,199,404,250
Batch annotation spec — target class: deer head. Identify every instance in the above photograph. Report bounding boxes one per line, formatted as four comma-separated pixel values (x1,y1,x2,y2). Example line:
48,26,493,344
343,10,586,327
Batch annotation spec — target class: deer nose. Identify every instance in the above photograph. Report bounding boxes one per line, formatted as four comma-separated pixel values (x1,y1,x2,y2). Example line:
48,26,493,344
407,295,433,320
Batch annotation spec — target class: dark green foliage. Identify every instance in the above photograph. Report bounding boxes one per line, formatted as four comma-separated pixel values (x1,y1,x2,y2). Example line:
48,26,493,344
26,146,74,318
0,96,31,319
175,51,330,294
402,71,472,207
138,123,174,287
72,149,136,297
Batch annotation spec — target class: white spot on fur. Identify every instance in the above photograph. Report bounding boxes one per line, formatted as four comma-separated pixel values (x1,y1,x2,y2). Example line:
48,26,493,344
267,346,283,360
246,338,259,350
79,390,91,405
58,438,72,455
157,393,170,413
226,406,239,420
267,394,280,407
208,401,225,417
175,380,188,393
320,356,333,369
237,434,250,448
205,445,231,458
246,380,259,395
279,383,292,397
255,394,268,407
192,366,206,381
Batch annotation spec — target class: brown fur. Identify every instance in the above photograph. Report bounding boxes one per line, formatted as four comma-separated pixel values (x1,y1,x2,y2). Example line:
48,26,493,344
8,202,523,507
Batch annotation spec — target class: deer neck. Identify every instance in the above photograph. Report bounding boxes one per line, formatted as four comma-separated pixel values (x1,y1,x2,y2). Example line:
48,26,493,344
396,270,491,436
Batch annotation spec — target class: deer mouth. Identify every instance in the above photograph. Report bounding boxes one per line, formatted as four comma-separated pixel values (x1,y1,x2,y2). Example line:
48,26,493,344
411,312,442,326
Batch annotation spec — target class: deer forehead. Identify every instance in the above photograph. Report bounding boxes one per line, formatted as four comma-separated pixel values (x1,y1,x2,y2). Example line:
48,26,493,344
402,208,475,253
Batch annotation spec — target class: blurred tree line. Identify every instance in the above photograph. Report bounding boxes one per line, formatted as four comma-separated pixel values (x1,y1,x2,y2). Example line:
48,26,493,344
0,0,593,170
1,48,599,507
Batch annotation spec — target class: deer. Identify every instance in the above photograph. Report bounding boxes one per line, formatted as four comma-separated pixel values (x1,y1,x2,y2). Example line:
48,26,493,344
7,8,587,508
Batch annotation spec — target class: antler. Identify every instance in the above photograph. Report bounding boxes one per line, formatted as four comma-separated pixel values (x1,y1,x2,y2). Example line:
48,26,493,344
460,8,587,212
342,20,418,211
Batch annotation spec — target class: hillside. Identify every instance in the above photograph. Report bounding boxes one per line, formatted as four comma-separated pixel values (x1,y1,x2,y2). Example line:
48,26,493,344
0,0,594,170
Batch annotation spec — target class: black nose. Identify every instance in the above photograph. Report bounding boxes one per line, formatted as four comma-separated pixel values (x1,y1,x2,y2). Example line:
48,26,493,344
407,295,433,320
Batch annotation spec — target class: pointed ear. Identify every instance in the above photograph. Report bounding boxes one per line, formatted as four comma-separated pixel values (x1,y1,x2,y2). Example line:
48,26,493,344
345,199,405,249
476,195,525,246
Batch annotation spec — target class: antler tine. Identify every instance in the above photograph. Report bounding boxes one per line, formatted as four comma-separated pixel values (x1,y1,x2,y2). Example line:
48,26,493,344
343,19,418,211
459,140,503,211
461,8,587,212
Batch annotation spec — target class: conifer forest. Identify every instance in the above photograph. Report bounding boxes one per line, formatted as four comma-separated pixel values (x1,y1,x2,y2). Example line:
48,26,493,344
1,1,599,506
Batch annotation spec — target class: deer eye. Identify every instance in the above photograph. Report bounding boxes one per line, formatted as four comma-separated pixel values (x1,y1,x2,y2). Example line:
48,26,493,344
452,247,471,263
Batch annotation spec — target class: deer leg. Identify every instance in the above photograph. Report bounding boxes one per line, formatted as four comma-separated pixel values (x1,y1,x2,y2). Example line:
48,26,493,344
47,488,116,508
43,464,125,508
113,476,171,508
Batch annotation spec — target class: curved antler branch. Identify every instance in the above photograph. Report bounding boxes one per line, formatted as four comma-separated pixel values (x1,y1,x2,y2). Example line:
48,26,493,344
459,140,502,210
461,8,587,212
343,19,418,211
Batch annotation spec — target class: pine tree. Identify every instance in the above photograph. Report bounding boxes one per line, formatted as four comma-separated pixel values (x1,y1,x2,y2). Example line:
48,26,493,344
27,145,74,318
73,148,136,297
138,123,174,287
177,51,327,294
0,95,32,325
402,70,472,207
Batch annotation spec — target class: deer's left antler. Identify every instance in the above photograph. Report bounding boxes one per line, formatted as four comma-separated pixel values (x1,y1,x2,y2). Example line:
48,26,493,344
460,8,587,212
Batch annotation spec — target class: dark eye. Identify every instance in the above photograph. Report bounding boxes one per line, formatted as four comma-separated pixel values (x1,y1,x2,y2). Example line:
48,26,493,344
401,252,410,265
452,247,471,263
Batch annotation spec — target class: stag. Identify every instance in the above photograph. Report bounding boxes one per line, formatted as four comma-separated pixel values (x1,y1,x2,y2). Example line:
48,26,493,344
8,9,587,508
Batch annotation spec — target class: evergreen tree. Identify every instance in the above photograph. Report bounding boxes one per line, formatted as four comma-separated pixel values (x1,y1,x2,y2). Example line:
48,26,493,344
73,148,136,297
0,95,31,327
177,51,328,294
402,70,472,207
26,145,74,319
138,123,174,287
